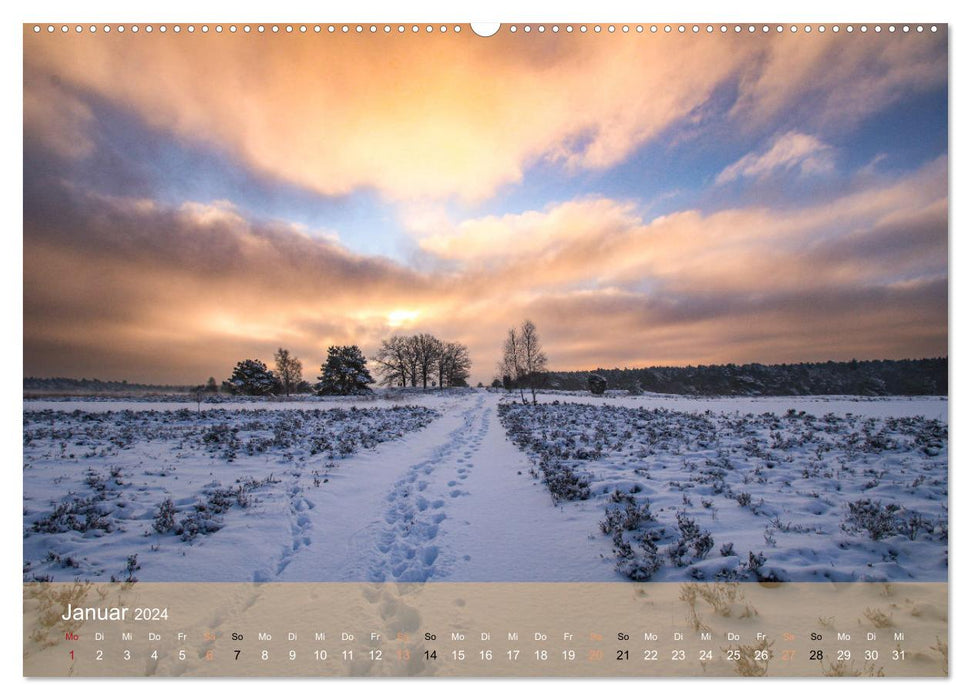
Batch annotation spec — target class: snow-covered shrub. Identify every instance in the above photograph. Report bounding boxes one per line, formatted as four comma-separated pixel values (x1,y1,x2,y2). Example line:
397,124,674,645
745,551,767,577
201,423,240,460
84,470,109,494
842,498,904,540
205,487,240,514
612,531,662,581
666,512,715,566
498,403,594,501
152,498,177,534
543,463,592,501
693,531,715,558
176,507,223,542
904,512,934,540
123,554,140,583
600,490,654,533
44,551,80,569
32,497,113,534
271,413,302,448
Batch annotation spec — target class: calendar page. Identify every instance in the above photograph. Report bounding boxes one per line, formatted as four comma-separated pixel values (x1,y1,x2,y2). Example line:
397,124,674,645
22,21,948,678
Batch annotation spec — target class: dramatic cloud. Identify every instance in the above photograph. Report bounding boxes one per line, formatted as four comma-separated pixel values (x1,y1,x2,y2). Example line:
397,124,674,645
22,27,948,383
23,28,946,202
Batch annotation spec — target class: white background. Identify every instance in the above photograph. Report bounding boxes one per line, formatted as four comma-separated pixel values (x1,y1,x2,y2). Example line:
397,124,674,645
2,0,964,698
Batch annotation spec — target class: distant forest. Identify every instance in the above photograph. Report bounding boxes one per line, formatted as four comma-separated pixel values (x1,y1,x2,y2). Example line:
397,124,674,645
550,358,947,397
23,377,192,396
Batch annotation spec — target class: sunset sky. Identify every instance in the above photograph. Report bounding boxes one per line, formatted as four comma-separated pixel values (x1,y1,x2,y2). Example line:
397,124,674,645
23,25,948,384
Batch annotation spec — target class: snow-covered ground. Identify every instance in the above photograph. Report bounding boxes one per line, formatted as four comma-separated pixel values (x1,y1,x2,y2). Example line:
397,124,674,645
22,390,947,584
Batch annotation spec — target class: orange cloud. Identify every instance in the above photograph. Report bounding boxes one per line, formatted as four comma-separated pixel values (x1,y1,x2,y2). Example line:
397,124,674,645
418,198,641,264
23,28,946,202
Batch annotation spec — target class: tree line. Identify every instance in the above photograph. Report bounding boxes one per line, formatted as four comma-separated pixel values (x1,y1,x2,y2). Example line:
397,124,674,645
23,377,194,396
548,357,948,397
220,334,472,397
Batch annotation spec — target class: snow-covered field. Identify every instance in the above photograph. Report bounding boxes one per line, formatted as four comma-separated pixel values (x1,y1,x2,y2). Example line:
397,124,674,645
22,391,947,584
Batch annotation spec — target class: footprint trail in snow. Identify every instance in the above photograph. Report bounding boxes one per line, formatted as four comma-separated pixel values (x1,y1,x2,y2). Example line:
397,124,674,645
367,394,489,582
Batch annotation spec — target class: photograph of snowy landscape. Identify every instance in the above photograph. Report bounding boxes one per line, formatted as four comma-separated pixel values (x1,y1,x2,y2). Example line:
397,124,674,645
23,26,947,587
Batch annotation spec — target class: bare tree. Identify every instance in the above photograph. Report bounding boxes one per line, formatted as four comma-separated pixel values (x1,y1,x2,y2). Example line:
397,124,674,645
374,336,414,387
376,334,472,390
274,348,303,397
519,320,548,404
500,320,548,404
437,341,472,388
409,333,442,390
499,328,522,400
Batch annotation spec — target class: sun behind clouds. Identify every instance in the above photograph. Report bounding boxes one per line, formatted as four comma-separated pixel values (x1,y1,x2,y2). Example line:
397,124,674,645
386,309,422,329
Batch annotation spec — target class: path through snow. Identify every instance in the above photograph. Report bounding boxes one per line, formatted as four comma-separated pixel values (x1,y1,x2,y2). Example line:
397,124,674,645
278,392,614,582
